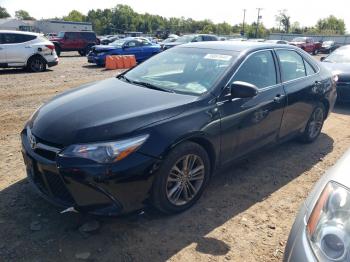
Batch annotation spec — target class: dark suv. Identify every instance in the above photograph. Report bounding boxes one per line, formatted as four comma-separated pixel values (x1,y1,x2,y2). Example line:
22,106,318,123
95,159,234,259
51,31,99,56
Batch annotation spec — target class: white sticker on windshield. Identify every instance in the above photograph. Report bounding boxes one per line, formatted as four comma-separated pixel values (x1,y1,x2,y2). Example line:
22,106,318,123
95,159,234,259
204,54,232,61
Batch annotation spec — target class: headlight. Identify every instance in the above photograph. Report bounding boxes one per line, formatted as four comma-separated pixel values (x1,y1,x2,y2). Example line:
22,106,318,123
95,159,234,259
307,182,350,261
59,134,149,163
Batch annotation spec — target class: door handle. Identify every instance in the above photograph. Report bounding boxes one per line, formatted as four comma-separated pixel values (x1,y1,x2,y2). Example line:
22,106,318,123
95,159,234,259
25,46,32,48
273,94,285,103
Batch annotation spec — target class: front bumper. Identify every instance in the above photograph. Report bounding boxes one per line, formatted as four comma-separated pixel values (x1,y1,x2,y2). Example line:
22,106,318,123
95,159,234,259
336,82,350,102
21,129,158,216
87,54,105,65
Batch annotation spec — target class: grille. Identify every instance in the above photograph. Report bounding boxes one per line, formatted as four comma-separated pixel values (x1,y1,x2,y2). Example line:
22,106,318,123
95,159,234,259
44,171,75,205
32,167,75,206
34,148,57,161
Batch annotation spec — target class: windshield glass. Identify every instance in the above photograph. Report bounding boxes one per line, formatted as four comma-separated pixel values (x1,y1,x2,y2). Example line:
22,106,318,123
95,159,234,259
109,39,126,47
324,47,350,63
124,48,238,95
292,37,306,42
57,32,65,38
175,35,195,43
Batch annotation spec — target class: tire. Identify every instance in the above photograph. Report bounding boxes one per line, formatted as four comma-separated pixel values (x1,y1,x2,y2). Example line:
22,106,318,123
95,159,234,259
298,103,325,143
78,50,86,56
55,46,61,57
151,142,211,214
313,49,319,55
27,56,46,72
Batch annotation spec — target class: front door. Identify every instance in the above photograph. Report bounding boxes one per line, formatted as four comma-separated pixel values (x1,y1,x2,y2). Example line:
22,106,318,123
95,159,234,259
123,40,142,60
218,50,286,165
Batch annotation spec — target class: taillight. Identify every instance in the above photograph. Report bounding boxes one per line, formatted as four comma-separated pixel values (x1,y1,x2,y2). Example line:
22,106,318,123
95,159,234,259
45,45,55,50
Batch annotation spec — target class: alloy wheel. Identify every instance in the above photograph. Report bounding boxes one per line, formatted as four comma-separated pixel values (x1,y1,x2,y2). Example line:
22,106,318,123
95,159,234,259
166,154,205,206
308,107,324,139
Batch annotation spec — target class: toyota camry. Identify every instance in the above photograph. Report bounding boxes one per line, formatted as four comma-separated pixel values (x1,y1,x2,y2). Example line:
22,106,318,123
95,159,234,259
22,42,337,216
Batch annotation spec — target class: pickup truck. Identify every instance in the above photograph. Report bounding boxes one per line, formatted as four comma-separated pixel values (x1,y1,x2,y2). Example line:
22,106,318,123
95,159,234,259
289,37,322,55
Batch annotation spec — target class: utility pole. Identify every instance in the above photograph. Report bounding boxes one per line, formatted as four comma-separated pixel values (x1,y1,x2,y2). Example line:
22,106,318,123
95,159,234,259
255,8,262,38
241,9,246,36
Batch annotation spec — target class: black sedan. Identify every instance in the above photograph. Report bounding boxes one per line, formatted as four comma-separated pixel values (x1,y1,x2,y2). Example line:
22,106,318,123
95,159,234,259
21,42,337,216
320,40,338,54
322,45,350,102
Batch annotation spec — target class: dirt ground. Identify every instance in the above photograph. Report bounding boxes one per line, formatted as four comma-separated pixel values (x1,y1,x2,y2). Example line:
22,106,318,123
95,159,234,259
0,53,350,262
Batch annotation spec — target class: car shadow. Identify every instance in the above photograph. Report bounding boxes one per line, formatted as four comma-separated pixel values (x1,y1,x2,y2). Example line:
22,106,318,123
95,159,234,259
333,103,350,115
0,68,54,74
0,134,334,261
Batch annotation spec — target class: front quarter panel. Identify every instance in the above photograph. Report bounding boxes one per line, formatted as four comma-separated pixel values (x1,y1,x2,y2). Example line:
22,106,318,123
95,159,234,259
137,99,221,168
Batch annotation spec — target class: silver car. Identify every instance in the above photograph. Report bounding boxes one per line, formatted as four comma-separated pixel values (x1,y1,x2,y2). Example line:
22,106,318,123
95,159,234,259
284,149,350,261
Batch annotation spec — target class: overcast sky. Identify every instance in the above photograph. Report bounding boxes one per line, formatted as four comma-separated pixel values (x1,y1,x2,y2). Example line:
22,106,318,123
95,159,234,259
2,0,349,32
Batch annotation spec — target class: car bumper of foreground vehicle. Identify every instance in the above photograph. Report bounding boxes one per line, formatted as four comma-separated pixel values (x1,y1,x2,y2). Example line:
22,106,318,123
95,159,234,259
21,129,159,216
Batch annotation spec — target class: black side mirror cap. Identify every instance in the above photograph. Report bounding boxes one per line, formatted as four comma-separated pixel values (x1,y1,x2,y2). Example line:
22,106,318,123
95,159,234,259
230,81,258,98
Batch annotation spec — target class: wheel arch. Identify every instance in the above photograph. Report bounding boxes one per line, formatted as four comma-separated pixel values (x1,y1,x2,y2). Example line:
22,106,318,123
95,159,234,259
26,53,47,67
321,98,330,119
163,133,218,175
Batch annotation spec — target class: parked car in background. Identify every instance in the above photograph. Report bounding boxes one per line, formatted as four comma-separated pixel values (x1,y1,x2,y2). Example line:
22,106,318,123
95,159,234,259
87,37,161,66
100,35,119,45
159,36,178,49
228,37,247,42
247,38,265,42
0,30,58,72
45,32,57,39
320,40,338,54
50,31,100,57
289,37,322,55
162,34,218,50
22,42,336,216
321,45,350,102
265,39,289,44
284,149,350,262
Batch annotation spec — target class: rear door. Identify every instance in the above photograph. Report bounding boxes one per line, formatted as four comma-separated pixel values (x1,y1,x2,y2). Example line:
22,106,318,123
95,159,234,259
218,49,286,164
276,49,320,139
63,32,79,50
2,33,36,65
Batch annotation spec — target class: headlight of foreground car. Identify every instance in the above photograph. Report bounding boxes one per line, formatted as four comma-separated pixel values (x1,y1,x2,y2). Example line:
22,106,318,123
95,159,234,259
307,182,350,261
59,134,149,163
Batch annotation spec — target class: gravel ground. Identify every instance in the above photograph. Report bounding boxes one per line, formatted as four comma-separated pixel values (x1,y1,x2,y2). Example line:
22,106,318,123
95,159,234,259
0,53,350,262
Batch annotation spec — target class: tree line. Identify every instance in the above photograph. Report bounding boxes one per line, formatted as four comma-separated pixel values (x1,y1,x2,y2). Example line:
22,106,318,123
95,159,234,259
0,5,347,37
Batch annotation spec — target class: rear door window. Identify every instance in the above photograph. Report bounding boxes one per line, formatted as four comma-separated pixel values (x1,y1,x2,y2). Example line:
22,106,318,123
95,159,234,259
231,50,277,89
2,33,36,44
276,50,306,82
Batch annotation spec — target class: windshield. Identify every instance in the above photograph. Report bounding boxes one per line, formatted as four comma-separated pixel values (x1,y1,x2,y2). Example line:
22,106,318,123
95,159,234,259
109,39,126,47
57,32,65,38
175,35,195,43
292,37,306,42
123,48,237,95
324,47,350,63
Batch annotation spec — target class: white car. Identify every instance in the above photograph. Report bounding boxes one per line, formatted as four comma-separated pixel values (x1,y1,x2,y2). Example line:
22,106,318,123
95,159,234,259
0,30,58,72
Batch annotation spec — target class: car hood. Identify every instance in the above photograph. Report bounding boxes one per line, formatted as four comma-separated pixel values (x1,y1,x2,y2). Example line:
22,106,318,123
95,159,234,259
304,149,350,211
29,78,197,146
322,62,350,82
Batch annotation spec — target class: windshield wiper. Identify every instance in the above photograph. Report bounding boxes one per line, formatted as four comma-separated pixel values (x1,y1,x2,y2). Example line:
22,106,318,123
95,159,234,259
117,74,131,83
131,80,175,93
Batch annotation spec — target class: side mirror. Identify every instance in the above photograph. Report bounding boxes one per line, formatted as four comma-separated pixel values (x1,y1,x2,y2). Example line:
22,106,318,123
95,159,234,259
320,57,326,62
230,81,258,98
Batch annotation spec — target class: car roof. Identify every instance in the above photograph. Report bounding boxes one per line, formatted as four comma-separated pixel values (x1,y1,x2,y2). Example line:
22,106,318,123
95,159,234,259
0,30,40,36
179,41,296,52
